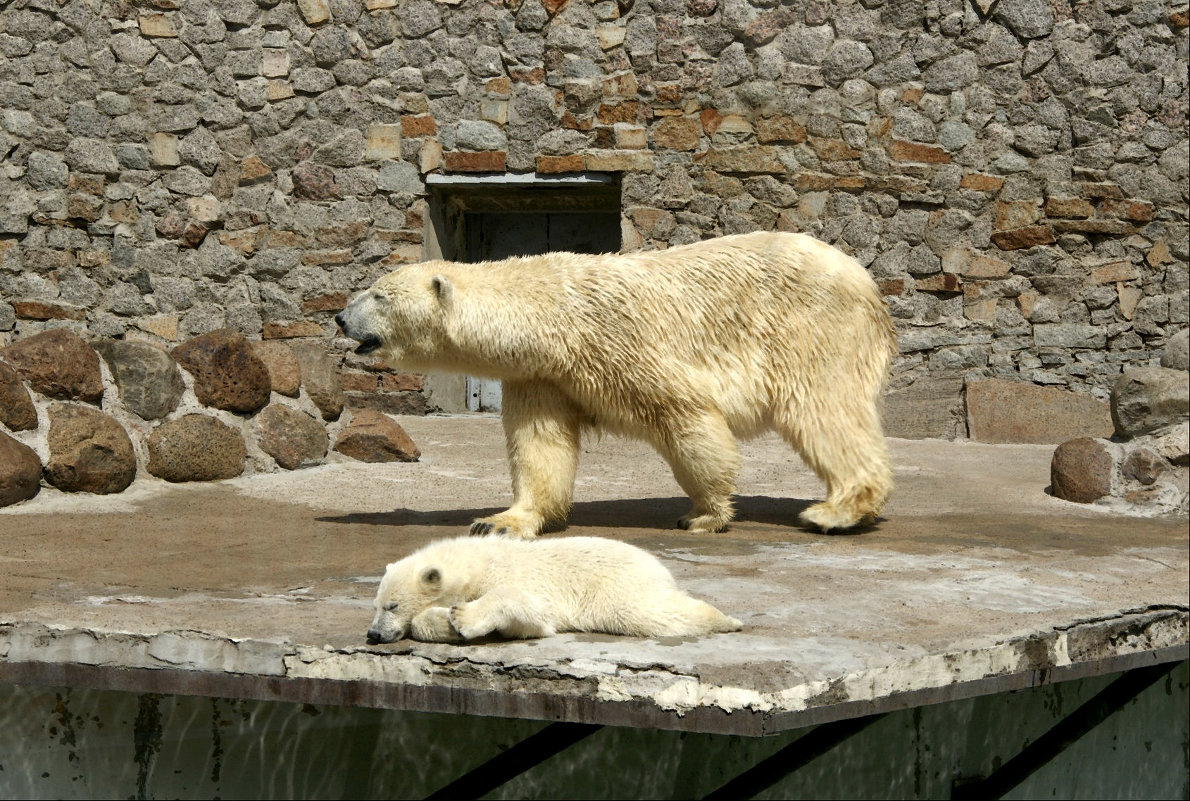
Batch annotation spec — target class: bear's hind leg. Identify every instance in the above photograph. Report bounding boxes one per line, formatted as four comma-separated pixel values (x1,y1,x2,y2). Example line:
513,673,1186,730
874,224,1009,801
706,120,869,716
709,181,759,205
776,400,892,532
471,380,581,540
653,411,741,534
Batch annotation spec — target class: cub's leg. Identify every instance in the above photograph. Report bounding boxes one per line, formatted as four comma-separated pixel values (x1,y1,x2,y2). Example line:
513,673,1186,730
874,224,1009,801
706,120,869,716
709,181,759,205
408,606,463,643
776,398,892,532
652,410,741,534
448,588,557,640
470,380,581,540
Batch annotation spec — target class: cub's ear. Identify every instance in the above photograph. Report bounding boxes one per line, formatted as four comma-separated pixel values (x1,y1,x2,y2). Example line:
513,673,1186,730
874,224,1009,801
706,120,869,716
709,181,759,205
421,567,441,585
431,275,453,307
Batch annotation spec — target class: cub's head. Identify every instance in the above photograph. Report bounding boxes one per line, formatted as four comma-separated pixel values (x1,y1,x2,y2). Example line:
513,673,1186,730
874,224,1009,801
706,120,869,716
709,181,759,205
335,263,455,367
366,550,448,644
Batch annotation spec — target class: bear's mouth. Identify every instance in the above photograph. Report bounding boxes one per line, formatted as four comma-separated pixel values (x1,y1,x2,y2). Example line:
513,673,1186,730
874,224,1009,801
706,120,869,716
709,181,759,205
354,334,382,355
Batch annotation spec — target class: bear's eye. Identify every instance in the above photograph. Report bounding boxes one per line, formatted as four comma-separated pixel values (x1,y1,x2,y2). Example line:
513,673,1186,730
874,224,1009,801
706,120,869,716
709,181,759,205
370,290,384,302
384,602,398,612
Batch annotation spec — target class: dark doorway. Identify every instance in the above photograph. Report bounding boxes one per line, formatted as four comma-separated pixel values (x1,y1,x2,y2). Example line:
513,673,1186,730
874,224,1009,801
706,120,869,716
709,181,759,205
424,175,622,412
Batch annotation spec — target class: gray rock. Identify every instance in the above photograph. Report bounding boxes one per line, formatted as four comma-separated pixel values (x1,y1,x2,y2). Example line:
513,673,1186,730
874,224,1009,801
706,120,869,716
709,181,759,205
63,137,120,175
95,341,185,421
376,161,423,195
455,120,507,151
0,431,41,508
922,52,978,93
26,151,69,190
967,379,1113,444
44,403,136,494
1111,367,1190,438
147,414,246,482
822,40,873,85
995,0,1054,39
1161,328,1188,371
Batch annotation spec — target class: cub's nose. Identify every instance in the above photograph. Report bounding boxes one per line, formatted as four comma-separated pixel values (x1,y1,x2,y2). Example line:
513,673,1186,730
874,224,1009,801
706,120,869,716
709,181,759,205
366,628,382,645
334,311,346,330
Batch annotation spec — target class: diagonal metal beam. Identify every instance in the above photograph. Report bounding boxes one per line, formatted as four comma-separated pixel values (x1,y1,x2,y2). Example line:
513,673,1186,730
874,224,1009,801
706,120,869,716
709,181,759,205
424,721,602,801
701,713,888,801
951,660,1182,800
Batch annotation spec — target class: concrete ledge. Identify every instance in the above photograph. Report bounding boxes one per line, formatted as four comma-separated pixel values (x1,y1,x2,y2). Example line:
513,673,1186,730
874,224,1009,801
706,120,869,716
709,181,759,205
2,416,1186,736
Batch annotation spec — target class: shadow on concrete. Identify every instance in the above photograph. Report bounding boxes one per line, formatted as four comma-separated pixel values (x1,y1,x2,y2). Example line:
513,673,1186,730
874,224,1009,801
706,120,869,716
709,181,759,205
316,495,826,531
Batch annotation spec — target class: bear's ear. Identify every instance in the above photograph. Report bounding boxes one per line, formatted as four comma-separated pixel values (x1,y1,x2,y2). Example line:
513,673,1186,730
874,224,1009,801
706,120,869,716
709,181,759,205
421,567,441,586
431,275,453,308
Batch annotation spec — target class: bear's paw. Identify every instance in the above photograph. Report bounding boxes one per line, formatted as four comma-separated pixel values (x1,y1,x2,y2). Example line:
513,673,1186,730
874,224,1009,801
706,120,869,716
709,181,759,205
469,510,543,540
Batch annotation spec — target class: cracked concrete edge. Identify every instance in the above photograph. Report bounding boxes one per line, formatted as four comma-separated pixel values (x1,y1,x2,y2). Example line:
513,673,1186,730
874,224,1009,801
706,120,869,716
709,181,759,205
1,607,1186,735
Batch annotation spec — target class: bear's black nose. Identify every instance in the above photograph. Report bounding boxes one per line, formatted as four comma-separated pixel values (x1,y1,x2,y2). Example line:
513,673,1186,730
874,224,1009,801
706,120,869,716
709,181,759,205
366,629,381,645
334,312,345,330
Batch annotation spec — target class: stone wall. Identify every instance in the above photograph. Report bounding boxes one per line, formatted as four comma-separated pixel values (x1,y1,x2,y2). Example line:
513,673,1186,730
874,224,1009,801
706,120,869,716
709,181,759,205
0,0,1187,436
0,327,419,507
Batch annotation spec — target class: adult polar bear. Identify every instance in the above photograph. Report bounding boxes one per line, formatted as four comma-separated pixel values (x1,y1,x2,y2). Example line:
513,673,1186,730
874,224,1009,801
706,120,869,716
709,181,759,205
337,231,896,536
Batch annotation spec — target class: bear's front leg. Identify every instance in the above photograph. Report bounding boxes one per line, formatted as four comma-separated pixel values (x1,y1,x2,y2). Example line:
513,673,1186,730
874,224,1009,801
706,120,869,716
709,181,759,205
449,589,557,640
654,410,741,534
408,606,463,643
470,380,581,540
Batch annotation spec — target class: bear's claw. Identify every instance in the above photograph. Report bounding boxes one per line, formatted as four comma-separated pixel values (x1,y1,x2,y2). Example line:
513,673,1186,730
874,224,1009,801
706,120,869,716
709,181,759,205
470,521,494,537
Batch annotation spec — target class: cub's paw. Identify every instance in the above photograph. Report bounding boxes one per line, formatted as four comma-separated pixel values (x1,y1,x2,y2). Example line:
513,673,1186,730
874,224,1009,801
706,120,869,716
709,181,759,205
409,606,463,643
469,511,542,540
448,602,494,641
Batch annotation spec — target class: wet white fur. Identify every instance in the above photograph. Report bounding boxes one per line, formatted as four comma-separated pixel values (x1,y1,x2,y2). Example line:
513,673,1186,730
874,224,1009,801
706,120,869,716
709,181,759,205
367,536,742,643
339,231,896,536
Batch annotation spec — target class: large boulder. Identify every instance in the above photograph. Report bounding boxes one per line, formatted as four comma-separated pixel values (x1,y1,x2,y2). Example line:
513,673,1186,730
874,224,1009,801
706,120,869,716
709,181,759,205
0,329,103,404
146,414,246,482
171,329,271,414
0,431,41,507
95,340,185,421
43,404,137,494
256,404,328,470
966,378,1113,444
1110,367,1190,438
333,410,420,463
0,359,37,431
1161,328,1188,372
291,342,344,421
1050,437,1116,504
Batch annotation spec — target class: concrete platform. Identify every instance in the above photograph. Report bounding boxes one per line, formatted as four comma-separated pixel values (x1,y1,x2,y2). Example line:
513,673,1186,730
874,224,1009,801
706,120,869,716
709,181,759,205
1,415,1186,737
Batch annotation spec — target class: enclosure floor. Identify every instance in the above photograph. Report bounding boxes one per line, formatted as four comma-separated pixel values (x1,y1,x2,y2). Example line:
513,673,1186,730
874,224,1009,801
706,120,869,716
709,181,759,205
2,415,1186,735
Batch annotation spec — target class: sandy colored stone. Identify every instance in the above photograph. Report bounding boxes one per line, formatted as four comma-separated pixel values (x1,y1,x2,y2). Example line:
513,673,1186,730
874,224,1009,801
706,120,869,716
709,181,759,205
967,379,1113,444
172,329,271,415
290,342,345,422
333,409,420,463
257,405,328,470
250,341,302,398
0,431,41,507
147,414,246,482
1050,437,1115,504
44,404,136,495
0,359,37,431
0,329,104,404
1111,367,1190,438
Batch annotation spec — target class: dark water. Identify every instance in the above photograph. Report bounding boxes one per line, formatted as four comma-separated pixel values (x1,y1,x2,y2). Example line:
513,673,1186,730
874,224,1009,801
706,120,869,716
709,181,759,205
0,661,1185,799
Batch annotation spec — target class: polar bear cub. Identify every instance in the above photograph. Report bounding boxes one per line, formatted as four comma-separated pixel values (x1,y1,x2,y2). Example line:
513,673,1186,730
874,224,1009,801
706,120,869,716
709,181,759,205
366,536,741,644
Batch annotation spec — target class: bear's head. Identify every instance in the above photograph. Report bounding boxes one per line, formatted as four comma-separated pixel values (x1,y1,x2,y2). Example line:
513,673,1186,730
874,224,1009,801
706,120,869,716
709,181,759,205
367,550,452,644
336,263,454,368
